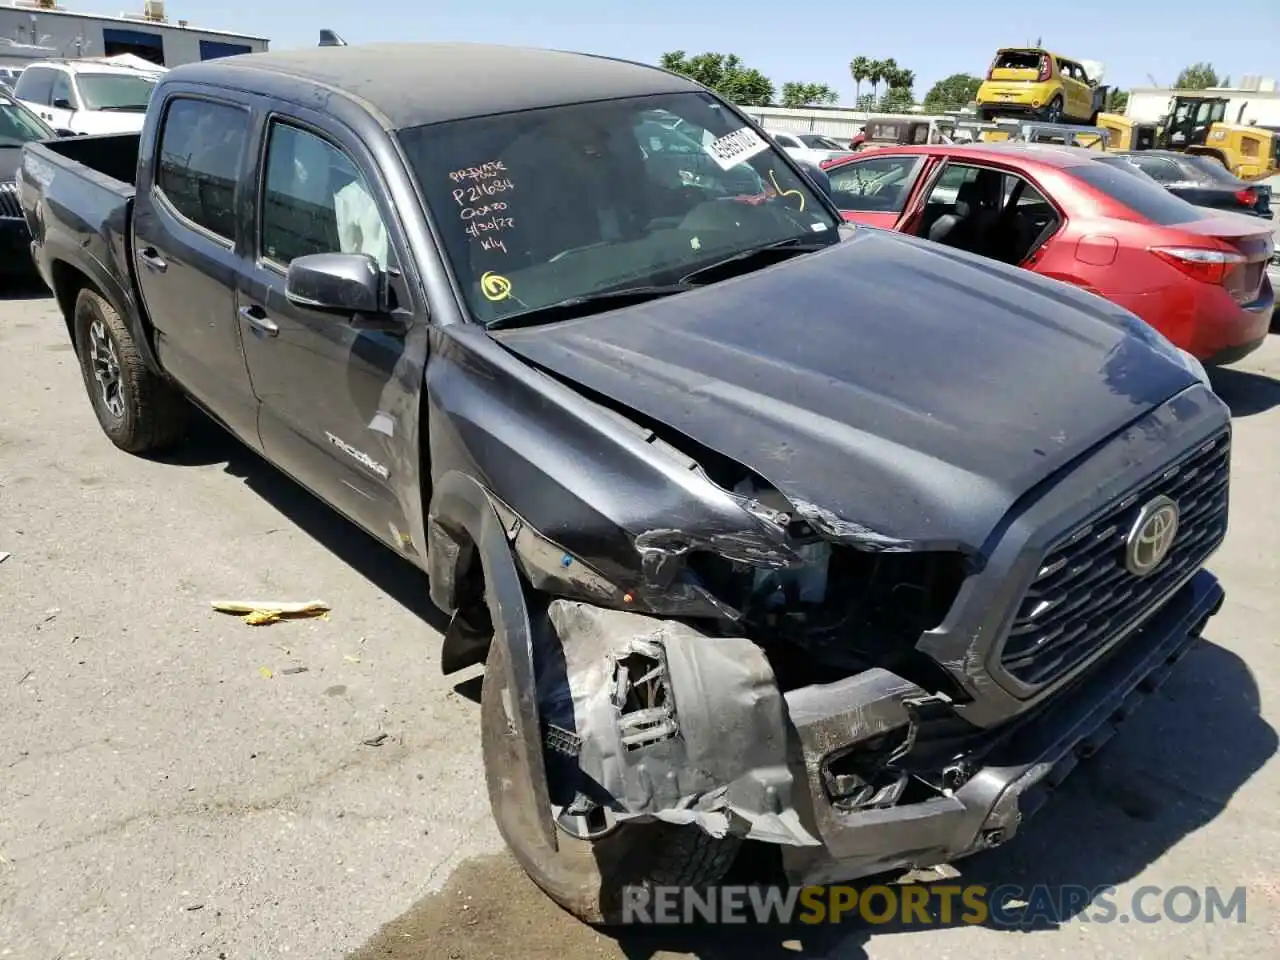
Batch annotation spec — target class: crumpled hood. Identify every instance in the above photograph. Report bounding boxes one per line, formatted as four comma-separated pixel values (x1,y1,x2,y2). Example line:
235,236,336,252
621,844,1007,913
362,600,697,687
495,228,1196,554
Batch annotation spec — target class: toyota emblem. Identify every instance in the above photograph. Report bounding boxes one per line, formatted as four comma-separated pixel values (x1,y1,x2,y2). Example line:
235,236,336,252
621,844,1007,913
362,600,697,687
1123,495,1180,577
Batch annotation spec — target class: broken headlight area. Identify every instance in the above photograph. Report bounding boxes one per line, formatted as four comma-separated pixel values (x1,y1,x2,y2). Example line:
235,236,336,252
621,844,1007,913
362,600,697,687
629,477,972,693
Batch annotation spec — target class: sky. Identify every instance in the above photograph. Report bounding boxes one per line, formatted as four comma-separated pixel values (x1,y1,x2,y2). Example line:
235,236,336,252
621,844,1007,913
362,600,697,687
66,0,1280,103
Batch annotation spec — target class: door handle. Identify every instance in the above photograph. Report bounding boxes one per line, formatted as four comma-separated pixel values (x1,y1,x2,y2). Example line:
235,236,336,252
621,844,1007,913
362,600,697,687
138,248,167,272
239,304,279,337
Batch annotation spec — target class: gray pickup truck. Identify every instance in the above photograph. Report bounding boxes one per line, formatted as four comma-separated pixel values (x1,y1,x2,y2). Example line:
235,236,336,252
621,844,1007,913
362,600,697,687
19,43,1232,922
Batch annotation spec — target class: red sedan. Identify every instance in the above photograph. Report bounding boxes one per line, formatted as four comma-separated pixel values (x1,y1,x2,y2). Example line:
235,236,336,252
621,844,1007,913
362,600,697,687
819,143,1275,364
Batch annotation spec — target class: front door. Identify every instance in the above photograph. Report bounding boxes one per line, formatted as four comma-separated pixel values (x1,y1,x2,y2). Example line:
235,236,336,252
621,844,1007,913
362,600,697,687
132,93,260,444
237,113,422,551
824,153,928,228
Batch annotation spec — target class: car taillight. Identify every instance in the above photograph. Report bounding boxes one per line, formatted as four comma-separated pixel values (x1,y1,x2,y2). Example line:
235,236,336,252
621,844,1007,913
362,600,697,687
1235,188,1257,207
1149,246,1246,284
1037,56,1051,82
986,57,998,80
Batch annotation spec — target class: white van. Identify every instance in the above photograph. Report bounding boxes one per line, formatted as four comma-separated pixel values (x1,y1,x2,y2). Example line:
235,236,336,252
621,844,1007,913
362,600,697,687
13,60,161,136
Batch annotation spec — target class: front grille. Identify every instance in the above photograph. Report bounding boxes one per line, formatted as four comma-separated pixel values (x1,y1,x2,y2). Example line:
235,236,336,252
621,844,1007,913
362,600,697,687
1000,430,1230,687
0,182,21,220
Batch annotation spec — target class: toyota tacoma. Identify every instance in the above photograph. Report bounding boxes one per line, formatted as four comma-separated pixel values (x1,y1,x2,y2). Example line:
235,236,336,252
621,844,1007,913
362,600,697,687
19,43,1231,923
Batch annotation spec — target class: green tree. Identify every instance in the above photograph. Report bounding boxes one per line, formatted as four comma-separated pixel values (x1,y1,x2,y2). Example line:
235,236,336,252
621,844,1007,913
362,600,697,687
922,73,982,112
1174,63,1221,90
878,85,916,112
780,82,840,107
1104,88,1130,113
659,51,775,105
875,64,915,112
849,56,872,103
854,92,876,111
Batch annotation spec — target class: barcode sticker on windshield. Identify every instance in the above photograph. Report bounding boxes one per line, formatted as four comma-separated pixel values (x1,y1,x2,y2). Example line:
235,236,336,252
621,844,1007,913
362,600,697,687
704,127,770,170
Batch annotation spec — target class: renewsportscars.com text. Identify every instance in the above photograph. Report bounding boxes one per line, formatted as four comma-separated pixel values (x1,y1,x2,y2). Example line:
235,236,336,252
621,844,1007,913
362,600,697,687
621,883,1249,927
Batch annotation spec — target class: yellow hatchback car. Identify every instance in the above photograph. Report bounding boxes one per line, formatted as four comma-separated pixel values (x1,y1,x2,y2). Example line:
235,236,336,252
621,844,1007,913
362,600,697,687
976,48,1104,125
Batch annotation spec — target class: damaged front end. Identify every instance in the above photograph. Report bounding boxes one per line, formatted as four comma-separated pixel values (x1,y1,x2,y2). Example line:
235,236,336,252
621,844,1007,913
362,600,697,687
516,466,982,870
514,457,1224,889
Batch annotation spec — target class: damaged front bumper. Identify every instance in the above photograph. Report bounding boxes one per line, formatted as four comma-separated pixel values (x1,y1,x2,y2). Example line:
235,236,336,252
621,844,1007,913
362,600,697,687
538,569,1224,886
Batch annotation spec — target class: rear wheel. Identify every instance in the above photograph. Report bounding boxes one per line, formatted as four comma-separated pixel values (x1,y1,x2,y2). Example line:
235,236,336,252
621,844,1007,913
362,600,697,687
73,288,187,453
479,630,741,924
1044,95,1064,124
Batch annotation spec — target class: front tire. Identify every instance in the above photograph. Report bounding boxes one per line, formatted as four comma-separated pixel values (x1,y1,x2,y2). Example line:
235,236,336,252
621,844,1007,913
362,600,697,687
479,633,740,924
73,287,187,453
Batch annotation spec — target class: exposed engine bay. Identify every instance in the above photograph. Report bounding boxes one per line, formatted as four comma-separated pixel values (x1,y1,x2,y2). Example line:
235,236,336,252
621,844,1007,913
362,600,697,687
670,476,969,692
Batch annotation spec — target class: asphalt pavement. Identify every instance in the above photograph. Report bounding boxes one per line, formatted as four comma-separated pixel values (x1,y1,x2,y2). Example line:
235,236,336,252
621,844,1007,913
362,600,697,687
1,285,1278,959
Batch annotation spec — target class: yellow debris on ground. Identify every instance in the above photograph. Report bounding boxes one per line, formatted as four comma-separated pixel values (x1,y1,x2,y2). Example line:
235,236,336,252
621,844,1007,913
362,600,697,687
210,600,331,626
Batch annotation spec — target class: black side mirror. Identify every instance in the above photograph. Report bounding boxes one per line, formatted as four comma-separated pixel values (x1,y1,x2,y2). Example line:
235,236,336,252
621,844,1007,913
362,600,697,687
285,252,383,315
52,98,73,110
54,128,76,138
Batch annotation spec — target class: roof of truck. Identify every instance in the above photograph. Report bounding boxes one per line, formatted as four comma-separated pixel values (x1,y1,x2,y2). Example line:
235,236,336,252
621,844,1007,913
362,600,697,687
170,42,700,130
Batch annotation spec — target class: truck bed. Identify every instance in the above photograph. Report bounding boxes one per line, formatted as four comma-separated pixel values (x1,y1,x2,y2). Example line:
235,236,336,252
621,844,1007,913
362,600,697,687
39,133,141,189
19,133,142,335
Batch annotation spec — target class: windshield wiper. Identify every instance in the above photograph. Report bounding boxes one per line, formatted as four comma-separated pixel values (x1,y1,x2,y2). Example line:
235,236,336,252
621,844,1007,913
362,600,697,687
678,236,833,285
486,283,694,331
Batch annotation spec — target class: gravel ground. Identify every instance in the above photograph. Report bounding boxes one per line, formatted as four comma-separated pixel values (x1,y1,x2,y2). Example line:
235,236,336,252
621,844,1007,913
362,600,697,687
1,286,1278,959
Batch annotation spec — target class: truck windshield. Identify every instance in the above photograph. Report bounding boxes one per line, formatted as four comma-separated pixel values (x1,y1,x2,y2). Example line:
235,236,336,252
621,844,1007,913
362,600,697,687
0,98,51,144
76,73,156,111
397,91,841,327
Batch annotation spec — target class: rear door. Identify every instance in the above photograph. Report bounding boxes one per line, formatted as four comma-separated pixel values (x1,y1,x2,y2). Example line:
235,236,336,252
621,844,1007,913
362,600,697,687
131,89,260,445
236,107,421,549
823,152,929,227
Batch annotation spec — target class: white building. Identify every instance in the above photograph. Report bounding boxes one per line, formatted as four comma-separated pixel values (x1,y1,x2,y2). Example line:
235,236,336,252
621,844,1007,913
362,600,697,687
0,0,267,69
1126,77,1280,129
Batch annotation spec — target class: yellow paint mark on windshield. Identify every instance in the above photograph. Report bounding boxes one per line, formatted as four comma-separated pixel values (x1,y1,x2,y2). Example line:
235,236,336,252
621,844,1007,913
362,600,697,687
769,170,805,212
480,272,512,302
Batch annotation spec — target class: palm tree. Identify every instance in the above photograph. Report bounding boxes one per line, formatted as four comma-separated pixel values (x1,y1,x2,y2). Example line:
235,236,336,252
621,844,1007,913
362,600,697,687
890,67,915,91
849,56,871,103
867,59,886,101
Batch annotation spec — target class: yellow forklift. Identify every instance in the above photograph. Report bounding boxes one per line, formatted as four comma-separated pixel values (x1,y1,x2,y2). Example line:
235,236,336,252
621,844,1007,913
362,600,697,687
1150,94,1278,181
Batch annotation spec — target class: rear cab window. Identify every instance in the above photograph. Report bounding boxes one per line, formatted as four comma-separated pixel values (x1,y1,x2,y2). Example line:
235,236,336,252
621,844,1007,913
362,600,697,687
154,96,251,242
1069,161,1212,226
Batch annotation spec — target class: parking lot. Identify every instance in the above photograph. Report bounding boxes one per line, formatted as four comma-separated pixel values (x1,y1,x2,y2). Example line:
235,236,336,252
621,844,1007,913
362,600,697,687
1,284,1278,959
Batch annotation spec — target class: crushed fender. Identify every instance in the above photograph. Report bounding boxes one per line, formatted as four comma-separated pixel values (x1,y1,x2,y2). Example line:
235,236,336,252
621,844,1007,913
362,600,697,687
534,599,821,847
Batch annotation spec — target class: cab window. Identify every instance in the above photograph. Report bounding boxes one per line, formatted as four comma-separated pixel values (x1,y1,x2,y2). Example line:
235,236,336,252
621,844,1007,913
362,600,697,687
259,121,392,270
13,66,54,105
154,97,249,241
51,72,75,109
